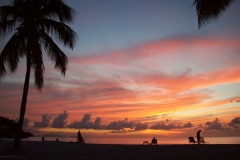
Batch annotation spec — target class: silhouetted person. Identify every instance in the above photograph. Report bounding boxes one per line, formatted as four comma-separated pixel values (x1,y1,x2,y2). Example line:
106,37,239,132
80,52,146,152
56,138,59,142
77,130,80,142
77,130,84,143
42,136,45,142
197,130,201,144
151,137,157,145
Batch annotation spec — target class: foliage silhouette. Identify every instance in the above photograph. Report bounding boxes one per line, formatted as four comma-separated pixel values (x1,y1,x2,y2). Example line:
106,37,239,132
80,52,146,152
193,0,234,28
0,0,77,149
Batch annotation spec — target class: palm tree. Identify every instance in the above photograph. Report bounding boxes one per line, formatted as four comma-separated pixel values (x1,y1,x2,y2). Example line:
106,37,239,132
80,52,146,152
193,0,234,28
0,0,77,149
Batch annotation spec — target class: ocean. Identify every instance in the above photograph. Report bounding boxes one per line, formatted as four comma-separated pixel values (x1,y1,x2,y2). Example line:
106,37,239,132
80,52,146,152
22,137,240,144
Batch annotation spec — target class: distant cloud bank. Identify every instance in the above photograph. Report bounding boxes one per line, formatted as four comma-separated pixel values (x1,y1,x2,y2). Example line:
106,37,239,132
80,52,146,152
25,112,240,135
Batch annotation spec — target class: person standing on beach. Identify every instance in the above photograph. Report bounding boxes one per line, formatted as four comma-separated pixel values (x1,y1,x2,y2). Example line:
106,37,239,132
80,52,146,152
77,130,84,143
77,130,81,142
197,130,201,144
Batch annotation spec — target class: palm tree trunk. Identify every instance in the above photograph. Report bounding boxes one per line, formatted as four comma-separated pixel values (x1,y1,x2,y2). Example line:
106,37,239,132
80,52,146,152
14,54,31,149
14,0,34,149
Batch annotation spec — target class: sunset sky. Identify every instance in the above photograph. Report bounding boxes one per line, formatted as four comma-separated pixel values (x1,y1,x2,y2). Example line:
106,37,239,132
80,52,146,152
0,0,240,138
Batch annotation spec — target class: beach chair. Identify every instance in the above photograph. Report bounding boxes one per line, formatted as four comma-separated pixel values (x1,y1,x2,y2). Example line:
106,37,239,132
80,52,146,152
143,141,150,145
199,137,209,144
188,137,196,144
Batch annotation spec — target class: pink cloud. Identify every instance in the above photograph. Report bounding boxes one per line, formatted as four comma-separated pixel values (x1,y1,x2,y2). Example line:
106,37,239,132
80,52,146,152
136,66,240,93
70,37,240,66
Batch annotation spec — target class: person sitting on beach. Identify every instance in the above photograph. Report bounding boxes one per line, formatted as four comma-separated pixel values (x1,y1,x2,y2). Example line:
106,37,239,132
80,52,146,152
77,130,84,143
151,137,157,145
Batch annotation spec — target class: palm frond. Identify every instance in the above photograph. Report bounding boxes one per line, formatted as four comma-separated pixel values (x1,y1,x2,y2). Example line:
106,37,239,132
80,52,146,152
29,36,44,90
40,30,68,76
33,55,44,90
193,0,234,28
0,30,27,74
37,0,76,23
38,19,77,49
0,57,6,77
0,5,24,21
0,20,17,37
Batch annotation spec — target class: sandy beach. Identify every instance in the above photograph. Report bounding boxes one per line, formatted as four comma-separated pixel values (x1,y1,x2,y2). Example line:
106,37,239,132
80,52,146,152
0,141,239,160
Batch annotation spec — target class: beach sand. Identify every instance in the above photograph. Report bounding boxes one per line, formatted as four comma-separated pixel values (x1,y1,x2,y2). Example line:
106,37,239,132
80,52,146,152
1,141,239,160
